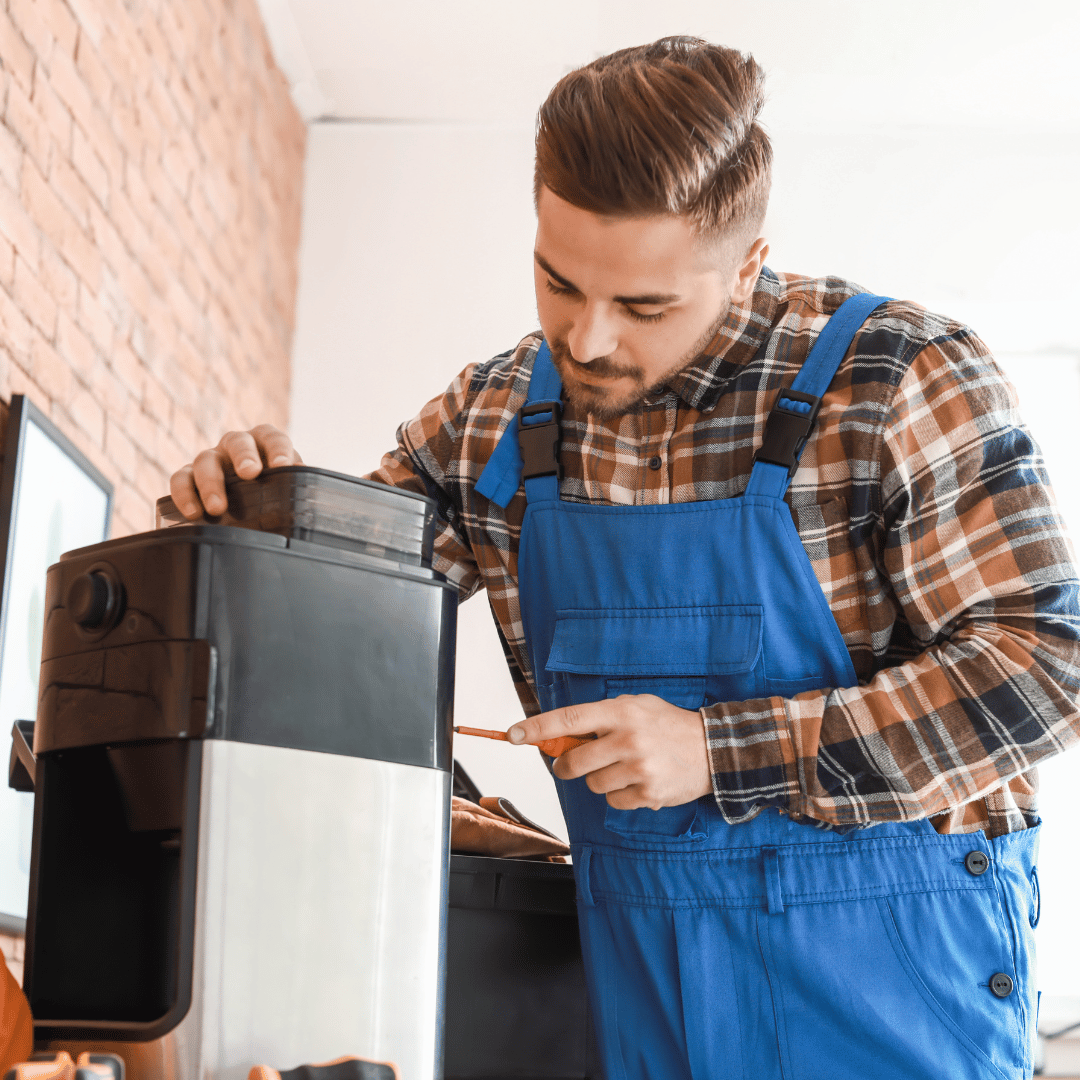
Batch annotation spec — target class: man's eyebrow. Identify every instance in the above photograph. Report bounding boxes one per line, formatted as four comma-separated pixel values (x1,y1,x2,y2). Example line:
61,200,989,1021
534,251,681,306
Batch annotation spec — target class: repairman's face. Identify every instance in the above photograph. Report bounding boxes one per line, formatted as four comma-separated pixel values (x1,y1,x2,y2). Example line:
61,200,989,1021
534,185,767,419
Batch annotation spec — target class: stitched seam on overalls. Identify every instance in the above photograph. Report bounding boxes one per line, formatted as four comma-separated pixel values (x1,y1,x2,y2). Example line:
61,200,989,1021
586,882,992,910
584,835,977,862
988,842,1027,1068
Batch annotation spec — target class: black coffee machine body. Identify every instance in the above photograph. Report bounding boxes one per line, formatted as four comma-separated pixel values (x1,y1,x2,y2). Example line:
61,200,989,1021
22,469,457,1079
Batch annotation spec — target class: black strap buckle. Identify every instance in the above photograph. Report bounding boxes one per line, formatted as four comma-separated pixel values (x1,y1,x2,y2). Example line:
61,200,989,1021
518,400,563,481
754,389,822,477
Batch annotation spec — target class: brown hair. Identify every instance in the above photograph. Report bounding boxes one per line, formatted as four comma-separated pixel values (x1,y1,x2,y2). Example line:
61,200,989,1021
535,37,772,246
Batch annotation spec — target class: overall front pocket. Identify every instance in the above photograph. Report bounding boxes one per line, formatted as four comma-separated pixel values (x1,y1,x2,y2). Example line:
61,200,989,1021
545,603,766,708
545,605,764,841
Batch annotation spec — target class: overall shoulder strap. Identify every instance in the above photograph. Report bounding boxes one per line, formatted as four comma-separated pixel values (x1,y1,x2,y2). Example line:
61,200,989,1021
745,293,891,499
475,341,564,507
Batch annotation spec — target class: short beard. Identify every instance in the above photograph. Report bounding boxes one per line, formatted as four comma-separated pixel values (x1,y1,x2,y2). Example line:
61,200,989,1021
548,302,732,420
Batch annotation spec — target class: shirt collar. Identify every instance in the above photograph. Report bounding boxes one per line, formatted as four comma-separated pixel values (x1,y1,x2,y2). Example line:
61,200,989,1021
662,266,781,412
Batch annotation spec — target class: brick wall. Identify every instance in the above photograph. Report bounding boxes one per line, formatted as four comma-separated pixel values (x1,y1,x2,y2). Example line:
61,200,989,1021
0,0,306,537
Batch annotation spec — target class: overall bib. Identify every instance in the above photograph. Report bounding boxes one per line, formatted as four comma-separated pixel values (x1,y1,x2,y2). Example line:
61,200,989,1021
476,294,1040,1080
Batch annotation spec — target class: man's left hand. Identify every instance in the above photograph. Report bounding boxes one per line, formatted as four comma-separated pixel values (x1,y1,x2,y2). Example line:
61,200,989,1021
508,695,713,810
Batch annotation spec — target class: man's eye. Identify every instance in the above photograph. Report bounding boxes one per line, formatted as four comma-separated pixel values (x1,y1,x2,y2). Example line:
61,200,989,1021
625,307,665,324
545,279,575,296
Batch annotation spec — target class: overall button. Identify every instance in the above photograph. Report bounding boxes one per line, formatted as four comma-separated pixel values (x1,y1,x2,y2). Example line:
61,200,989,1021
647,455,662,470
965,850,990,876
990,973,1014,998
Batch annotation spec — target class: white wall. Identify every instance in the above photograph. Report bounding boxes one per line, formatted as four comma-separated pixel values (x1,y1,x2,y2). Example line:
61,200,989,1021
283,0,1080,1003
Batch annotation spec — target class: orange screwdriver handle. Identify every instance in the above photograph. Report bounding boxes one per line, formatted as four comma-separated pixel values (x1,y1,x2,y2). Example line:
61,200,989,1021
536,734,594,758
453,726,594,758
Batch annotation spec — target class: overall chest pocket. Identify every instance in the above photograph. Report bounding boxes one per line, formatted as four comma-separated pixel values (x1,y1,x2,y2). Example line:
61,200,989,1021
545,605,764,842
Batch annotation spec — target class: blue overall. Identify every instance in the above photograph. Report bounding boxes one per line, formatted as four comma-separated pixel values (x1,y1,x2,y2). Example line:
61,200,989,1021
476,294,1040,1080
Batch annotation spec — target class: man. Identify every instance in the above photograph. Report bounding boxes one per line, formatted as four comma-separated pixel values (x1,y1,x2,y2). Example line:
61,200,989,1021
172,38,1080,1080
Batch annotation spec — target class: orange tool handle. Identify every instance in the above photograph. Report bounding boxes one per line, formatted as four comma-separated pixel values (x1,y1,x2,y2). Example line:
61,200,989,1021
453,726,594,759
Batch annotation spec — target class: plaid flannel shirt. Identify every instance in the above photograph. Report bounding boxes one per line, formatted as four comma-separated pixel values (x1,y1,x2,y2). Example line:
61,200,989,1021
366,267,1080,836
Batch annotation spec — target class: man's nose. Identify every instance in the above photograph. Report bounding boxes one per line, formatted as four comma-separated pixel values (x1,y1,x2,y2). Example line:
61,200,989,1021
566,303,618,365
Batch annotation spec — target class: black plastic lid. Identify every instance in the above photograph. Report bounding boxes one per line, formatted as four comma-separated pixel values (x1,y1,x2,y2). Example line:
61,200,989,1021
155,466,436,567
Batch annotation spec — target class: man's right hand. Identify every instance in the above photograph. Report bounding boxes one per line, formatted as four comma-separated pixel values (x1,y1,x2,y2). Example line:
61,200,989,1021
169,424,303,520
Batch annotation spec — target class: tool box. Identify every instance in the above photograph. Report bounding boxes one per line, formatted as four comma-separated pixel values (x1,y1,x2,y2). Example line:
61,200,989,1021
445,853,601,1079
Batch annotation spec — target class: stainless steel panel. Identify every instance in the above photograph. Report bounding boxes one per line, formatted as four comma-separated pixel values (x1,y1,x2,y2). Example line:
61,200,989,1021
176,740,450,1079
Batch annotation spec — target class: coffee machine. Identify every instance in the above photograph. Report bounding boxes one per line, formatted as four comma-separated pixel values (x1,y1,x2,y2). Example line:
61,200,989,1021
20,468,457,1079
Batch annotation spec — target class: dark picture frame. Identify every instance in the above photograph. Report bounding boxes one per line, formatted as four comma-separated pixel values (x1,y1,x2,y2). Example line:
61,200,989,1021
0,395,112,929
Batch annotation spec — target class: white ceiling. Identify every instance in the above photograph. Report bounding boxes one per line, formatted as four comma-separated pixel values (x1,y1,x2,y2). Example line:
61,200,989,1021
256,0,1080,132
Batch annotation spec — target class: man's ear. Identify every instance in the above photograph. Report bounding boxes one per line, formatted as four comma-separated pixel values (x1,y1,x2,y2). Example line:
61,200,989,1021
730,237,769,303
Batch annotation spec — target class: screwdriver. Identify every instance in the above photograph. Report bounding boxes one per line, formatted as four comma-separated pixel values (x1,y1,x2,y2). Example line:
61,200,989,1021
454,725,595,759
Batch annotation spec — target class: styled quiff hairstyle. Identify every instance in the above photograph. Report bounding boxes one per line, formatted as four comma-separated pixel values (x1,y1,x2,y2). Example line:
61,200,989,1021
535,37,772,247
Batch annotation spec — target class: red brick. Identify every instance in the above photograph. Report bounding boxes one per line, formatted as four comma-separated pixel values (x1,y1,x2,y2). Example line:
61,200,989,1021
64,225,103,293
171,404,198,458
174,329,206,384
56,309,96,376
178,254,206,311
97,28,142,107
134,450,166,503
169,72,196,130
157,0,192,67
0,233,13,291
112,253,151,322
0,11,36,95
72,125,109,207
21,159,70,255
74,31,112,108
137,9,173,82
30,329,74,402
49,153,89,227
0,124,23,193
105,413,137,478
13,255,57,338
99,266,132,337
4,354,38,400
105,188,151,267
40,244,78,311
48,48,96,137
143,371,171,424
5,80,51,174
157,428,187,475
112,478,151,537
123,157,153,229
68,384,105,446
77,284,114,353
7,0,52,65
128,311,155,368
166,274,201,336
0,283,33,363
86,202,125,273
33,75,74,155
64,0,107,47
79,105,124,187
123,406,157,459
162,139,193,198
51,403,111,476
108,340,144,400
144,67,179,135
91,357,131,420
146,207,183,281
36,0,79,59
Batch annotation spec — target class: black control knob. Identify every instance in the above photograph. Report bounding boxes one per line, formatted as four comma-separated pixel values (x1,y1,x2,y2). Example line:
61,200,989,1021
67,571,118,629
